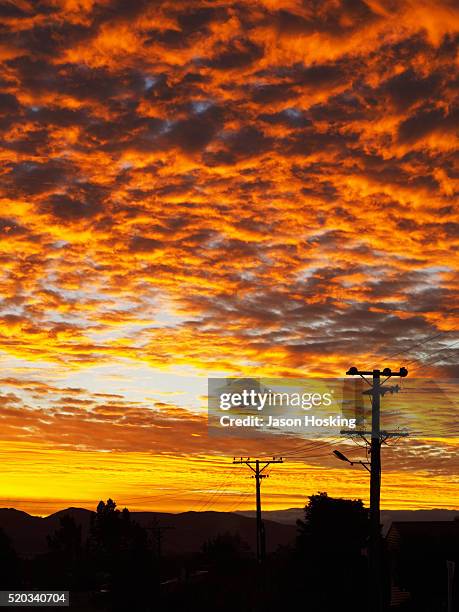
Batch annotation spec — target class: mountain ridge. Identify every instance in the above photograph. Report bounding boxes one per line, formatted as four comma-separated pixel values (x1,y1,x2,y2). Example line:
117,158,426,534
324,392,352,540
0,508,294,558
0,507,456,558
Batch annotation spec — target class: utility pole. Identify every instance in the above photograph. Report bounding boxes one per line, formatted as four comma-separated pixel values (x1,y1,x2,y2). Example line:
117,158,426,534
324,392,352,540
345,367,408,612
233,457,283,563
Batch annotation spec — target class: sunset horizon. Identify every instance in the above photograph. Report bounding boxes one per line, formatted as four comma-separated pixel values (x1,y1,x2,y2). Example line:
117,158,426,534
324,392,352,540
0,0,458,520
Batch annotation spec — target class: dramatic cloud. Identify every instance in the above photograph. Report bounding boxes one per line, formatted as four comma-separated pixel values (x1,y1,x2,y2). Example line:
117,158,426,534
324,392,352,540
0,0,458,512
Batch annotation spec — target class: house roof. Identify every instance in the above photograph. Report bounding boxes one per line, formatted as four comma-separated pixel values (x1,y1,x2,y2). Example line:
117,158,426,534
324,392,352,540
386,520,459,555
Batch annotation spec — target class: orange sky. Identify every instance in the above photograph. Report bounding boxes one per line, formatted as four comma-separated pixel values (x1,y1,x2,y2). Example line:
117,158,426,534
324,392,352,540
0,0,458,515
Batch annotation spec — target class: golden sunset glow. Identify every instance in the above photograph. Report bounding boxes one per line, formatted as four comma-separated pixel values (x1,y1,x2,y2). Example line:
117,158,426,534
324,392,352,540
0,0,457,514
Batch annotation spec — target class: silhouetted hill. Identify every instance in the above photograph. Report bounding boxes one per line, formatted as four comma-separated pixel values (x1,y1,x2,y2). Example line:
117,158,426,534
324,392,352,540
0,508,295,558
1,506,456,558
46,507,94,541
0,508,49,557
134,510,296,555
237,507,459,526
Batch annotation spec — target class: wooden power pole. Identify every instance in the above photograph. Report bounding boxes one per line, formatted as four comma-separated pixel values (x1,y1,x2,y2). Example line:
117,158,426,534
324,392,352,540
233,457,283,563
346,366,408,612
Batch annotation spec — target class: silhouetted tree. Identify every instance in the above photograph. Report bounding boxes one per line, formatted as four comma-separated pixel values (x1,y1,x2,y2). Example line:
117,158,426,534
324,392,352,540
47,514,84,589
295,492,369,610
297,491,368,553
48,514,82,561
87,499,151,611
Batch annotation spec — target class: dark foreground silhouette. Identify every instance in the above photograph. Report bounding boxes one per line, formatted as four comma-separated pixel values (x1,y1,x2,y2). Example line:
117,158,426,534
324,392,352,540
0,493,457,611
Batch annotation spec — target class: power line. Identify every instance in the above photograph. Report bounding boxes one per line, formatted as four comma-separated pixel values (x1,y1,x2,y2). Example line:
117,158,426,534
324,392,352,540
225,490,252,513
403,339,459,366
383,331,447,361
273,436,342,458
407,340,459,373
367,324,459,366
281,439,337,455
196,471,236,512
284,450,344,461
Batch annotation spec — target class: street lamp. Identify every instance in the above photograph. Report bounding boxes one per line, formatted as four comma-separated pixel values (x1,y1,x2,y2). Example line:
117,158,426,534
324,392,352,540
333,450,352,463
333,449,371,472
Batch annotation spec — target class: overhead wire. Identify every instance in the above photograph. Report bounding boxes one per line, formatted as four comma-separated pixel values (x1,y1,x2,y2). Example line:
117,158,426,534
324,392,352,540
382,331,448,361
196,470,237,512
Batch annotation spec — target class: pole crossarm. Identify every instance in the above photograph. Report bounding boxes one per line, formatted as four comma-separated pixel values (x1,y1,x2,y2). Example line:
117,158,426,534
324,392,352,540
346,367,408,377
233,458,283,468
362,384,402,396
340,429,409,439
232,458,284,463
